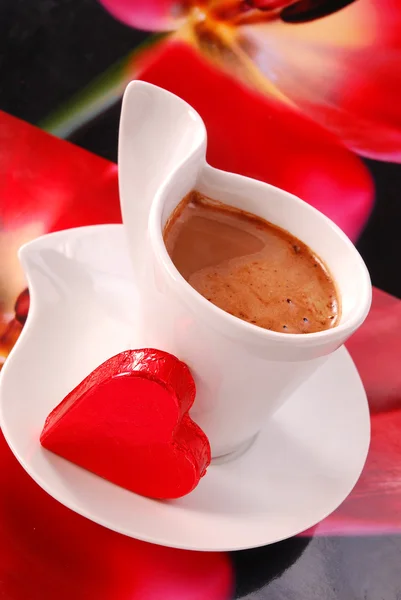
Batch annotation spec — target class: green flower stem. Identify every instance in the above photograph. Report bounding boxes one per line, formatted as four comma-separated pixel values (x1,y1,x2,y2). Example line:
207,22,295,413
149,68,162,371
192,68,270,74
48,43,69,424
39,34,167,139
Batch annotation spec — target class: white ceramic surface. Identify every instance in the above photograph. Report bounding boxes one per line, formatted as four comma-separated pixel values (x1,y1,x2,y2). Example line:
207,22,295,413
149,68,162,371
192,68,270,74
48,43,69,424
119,82,372,458
0,225,370,551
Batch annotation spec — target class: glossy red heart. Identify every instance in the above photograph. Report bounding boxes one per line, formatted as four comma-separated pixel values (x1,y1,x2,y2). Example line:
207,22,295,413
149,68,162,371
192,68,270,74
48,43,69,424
40,349,211,499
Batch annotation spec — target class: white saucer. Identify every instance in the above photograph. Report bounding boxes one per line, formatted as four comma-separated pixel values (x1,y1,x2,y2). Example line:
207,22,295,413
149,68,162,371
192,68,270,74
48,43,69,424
0,225,370,551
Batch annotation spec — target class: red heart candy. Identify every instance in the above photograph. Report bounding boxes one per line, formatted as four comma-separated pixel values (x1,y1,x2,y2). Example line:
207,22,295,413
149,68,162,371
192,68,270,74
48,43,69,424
40,349,211,499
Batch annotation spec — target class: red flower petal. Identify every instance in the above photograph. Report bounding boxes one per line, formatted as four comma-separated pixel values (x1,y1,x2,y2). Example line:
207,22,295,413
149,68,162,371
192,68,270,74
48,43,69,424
131,39,373,241
302,288,401,535
241,0,401,161
0,111,121,234
347,288,401,415
97,0,190,31
0,111,121,335
0,430,232,599
14,289,29,325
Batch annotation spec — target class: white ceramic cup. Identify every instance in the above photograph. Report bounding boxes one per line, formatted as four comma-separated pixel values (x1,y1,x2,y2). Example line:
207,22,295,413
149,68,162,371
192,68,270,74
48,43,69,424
119,81,372,459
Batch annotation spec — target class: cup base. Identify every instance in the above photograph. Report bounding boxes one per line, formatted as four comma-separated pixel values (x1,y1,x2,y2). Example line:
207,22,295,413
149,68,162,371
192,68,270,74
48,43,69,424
211,434,258,465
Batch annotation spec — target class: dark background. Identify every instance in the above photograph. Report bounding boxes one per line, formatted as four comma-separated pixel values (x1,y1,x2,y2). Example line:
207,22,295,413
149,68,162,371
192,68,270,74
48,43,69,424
0,0,400,299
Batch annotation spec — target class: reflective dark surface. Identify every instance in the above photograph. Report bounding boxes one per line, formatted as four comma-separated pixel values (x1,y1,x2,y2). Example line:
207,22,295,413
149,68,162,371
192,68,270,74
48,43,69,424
232,536,401,599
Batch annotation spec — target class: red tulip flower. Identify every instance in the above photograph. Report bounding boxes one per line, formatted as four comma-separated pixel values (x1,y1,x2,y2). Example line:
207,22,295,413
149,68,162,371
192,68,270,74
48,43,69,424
98,0,401,162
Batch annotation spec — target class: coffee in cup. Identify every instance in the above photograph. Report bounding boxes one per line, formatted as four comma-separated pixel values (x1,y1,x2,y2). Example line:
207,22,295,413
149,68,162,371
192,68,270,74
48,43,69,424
164,191,340,334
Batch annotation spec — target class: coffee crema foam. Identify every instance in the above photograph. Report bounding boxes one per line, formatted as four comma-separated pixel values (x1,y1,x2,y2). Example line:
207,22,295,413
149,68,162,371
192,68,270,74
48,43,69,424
163,191,340,334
